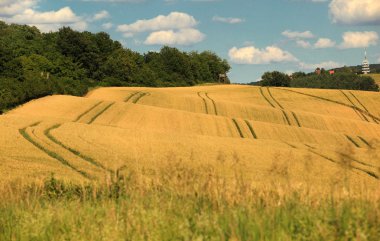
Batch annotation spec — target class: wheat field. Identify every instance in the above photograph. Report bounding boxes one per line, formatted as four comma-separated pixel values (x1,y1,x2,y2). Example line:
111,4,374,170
0,85,379,190
2,85,380,240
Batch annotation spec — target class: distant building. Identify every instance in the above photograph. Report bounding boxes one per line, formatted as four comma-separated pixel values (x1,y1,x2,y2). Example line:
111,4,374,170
362,50,370,74
329,70,335,75
315,68,321,75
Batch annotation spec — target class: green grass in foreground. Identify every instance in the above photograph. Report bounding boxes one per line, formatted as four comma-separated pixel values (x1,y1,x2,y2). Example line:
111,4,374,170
1,172,380,241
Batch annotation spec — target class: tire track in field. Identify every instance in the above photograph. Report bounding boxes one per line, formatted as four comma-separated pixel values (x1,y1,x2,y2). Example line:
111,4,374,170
244,120,258,139
284,142,378,179
74,101,103,122
345,135,360,148
260,87,289,125
339,90,369,122
197,92,209,114
265,87,300,127
278,88,380,123
302,142,378,171
45,124,114,175
19,123,93,180
349,92,379,124
204,93,218,115
232,119,245,138
88,102,115,124
259,87,275,108
133,92,150,104
357,136,372,148
124,92,141,103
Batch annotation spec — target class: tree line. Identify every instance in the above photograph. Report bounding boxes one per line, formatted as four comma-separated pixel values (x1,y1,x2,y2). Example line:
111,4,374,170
0,21,230,112
255,69,379,92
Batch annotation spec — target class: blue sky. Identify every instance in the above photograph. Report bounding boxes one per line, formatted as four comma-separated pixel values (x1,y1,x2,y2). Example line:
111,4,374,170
0,0,379,83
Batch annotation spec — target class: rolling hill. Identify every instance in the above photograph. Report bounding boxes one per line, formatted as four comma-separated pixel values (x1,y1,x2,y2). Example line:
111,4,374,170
1,85,380,190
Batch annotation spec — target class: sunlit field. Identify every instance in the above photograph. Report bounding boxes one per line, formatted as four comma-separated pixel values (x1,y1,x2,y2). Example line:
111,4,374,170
1,85,380,240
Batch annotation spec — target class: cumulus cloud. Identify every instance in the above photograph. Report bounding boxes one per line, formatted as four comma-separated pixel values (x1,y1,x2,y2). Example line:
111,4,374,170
117,12,205,45
82,0,145,2
212,16,245,24
102,22,113,30
298,61,342,70
93,10,110,21
330,0,380,25
340,31,379,49
282,30,315,39
228,45,298,65
144,28,205,45
117,12,197,33
0,1,88,32
0,0,36,15
314,38,336,48
296,40,312,48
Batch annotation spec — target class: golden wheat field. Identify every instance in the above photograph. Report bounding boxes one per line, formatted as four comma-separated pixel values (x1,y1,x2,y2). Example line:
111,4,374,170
1,85,380,190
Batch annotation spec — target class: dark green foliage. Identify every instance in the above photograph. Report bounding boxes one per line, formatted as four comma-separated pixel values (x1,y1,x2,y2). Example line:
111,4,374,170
0,21,230,112
257,70,379,91
261,71,291,87
290,73,379,91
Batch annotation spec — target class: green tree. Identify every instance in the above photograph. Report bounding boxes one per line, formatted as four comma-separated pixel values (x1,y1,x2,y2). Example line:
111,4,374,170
261,71,291,87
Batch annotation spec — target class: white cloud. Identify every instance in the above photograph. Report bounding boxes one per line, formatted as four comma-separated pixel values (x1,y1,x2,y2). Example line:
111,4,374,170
212,16,244,24
340,31,379,49
228,45,298,65
3,7,87,32
102,22,113,30
314,38,336,48
282,30,315,39
0,0,36,15
82,0,145,2
93,10,110,21
0,1,88,32
117,12,197,33
296,40,312,48
117,12,205,45
330,0,380,25
298,61,342,70
6,7,81,24
144,28,205,45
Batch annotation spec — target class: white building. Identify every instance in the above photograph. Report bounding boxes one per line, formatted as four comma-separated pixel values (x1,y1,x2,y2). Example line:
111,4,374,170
362,50,370,74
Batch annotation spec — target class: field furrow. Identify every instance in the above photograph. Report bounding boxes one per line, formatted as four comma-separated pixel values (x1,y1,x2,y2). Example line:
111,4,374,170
45,124,114,174
88,102,115,124
19,124,93,179
197,92,209,114
2,85,380,188
205,93,218,115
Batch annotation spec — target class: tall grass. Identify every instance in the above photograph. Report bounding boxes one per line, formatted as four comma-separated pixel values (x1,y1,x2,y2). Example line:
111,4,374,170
1,152,380,240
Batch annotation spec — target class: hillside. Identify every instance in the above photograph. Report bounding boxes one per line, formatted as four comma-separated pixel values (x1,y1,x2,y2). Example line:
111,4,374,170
1,85,379,190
